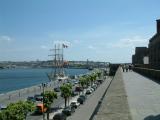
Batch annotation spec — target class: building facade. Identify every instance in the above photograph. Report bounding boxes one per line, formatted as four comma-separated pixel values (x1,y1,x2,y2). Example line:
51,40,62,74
132,47,148,65
148,19,160,69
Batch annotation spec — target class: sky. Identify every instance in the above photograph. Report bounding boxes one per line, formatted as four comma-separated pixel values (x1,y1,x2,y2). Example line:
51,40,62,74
0,0,160,63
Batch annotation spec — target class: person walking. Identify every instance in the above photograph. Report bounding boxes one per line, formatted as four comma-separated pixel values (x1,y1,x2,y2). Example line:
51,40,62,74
122,65,125,72
126,65,129,72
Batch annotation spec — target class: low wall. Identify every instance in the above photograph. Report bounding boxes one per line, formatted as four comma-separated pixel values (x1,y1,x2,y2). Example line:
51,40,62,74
133,67,160,80
109,64,119,76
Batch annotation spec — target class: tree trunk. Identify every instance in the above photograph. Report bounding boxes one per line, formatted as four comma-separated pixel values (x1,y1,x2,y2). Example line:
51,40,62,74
65,97,67,107
47,111,49,120
68,97,69,106
82,86,84,94
47,107,51,120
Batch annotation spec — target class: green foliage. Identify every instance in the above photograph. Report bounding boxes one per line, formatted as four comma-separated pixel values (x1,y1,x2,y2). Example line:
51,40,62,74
89,73,96,84
60,83,72,107
0,111,5,120
43,90,57,108
60,84,72,98
85,75,92,86
0,101,34,120
79,76,87,87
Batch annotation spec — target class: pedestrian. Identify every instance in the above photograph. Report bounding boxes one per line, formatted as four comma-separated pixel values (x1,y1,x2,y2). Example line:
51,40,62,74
126,65,129,72
129,65,132,71
122,65,125,72
9,95,11,100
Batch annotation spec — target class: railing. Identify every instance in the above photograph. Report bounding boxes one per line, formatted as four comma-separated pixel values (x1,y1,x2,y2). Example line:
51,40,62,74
133,67,160,80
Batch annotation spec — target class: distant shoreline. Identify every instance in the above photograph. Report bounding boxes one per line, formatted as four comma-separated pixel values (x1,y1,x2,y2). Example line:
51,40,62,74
0,66,88,70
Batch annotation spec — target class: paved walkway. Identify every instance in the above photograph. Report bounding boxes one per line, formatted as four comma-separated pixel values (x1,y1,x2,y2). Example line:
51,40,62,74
93,68,132,120
122,70,160,120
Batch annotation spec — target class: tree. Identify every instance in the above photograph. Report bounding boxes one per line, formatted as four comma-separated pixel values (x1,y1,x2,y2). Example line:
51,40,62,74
85,75,91,87
43,90,57,120
60,84,72,107
0,101,34,120
79,76,86,88
79,76,87,94
96,69,104,79
89,73,96,86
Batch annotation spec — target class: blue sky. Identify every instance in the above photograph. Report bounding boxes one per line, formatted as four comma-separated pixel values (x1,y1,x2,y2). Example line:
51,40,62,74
0,0,160,63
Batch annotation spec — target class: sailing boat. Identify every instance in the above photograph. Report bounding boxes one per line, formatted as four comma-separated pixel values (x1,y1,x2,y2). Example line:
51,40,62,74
47,43,69,82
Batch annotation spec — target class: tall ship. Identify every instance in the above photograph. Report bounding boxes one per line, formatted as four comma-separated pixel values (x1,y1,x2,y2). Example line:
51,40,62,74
47,43,69,81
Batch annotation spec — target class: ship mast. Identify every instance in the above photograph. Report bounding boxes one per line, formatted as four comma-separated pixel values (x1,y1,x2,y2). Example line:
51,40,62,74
48,43,66,81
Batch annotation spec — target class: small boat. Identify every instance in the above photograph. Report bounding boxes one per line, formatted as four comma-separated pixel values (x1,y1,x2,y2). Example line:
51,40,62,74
88,66,93,71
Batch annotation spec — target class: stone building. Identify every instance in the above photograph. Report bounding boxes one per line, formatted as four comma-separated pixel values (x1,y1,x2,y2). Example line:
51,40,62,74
148,19,160,70
132,47,148,65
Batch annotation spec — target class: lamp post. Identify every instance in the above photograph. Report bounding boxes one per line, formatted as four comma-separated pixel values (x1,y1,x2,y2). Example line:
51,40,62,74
42,83,46,120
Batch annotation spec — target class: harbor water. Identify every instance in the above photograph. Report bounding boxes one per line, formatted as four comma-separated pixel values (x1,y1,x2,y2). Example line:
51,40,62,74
0,68,88,94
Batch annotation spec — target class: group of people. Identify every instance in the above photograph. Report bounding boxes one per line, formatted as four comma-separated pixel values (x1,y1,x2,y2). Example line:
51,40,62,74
121,64,133,72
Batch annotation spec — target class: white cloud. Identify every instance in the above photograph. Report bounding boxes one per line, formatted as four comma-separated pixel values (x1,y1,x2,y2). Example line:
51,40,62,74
73,40,81,44
88,45,96,50
0,35,12,43
40,45,48,49
108,36,148,48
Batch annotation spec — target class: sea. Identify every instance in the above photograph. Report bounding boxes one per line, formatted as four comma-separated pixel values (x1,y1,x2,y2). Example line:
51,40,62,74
0,68,88,94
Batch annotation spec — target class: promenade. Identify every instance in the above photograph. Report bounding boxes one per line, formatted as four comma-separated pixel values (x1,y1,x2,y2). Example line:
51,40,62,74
93,68,132,120
123,70,160,120
94,68,160,120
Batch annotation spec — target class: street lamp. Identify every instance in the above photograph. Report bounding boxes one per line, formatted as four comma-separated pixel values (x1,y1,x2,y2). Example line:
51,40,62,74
42,83,46,120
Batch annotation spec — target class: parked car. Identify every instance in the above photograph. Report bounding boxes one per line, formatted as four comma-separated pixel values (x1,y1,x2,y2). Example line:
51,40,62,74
92,84,97,88
27,96,36,102
62,106,75,116
77,97,85,104
79,94,87,101
54,87,61,92
91,86,96,91
0,105,7,111
86,89,92,95
34,103,47,114
97,79,104,84
34,94,43,101
90,88,94,92
70,101,80,109
71,91,79,97
95,81,100,86
53,113,67,120
75,86,83,92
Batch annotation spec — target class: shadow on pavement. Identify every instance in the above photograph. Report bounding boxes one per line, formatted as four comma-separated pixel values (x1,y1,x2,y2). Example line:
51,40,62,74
30,112,42,116
133,71,160,85
144,114,160,120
